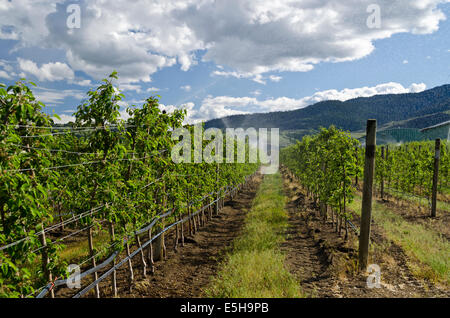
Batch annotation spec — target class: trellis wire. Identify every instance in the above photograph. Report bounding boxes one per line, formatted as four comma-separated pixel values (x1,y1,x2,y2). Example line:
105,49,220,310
0,205,105,252
35,174,253,298
31,220,108,254
5,153,167,173
0,170,187,252
72,181,245,299
7,124,138,130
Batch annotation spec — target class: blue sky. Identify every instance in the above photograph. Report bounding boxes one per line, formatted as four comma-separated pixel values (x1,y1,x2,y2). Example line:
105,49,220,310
0,0,449,124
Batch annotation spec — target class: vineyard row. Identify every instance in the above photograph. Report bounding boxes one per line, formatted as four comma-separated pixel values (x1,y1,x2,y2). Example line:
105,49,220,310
0,72,260,298
281,124,449,267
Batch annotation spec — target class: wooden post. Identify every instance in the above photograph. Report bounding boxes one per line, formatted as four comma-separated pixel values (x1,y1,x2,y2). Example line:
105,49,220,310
331,208,335,229
125,238,134,288
342,158,348,240
201,202,206,227
39,226,54,299
201,173,207,224
147,229,155,273
153,224,163,262
180,214,185,247
174,221,179,252
135,232,147,277
208,198,213,220
380,146,385,200
153,182,167,261
192,196,197,234
187,202,192,236
109,222,117,297
386,145,390,189
355,146,359,188
187,176,193,235
320,162,327,220
215,164,219,215
431,139,440,218
87,226,100,298
153,225,164,262
358,119,377,271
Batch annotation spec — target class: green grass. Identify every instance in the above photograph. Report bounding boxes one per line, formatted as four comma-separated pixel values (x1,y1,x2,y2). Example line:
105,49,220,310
382,187,450,213
205,173,304,298
349,196,450,284
59,228,111,265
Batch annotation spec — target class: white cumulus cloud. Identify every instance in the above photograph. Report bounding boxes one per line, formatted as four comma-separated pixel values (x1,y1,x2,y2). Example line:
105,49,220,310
159,102,198,124
119,84,142,93
269,75,282,83
33,87,84,105
0,0,447,83
0,70,12,80
53,114,76,124
18,58,75,82
180,85,192,92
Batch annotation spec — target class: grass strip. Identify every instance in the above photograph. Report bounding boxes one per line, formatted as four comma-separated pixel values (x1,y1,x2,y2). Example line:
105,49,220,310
381,187,450,213
205,173,303,298
349,196,450,284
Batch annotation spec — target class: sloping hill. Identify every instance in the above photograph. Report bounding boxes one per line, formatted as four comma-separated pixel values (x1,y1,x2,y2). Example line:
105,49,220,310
204,84,450,135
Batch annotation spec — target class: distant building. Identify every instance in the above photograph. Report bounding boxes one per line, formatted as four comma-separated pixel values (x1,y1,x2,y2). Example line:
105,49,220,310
358,120,450,145
420,120,450,141
378,128,424,144
357,128,423,145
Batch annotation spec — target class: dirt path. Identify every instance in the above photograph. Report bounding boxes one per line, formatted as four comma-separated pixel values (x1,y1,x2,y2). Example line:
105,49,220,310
55,169,447,298
280,169,449,298
118,175,262,298
280,181,337,297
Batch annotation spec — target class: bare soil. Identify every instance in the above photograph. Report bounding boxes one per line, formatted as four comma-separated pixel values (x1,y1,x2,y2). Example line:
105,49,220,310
280,168,449,298
53,176,261,298
111,175,262,298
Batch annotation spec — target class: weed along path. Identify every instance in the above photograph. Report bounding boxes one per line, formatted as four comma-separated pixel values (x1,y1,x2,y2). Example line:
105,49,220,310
117,175,263,298
206,173,304,298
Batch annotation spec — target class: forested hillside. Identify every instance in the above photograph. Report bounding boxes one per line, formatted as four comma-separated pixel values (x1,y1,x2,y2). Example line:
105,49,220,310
204,84,450,134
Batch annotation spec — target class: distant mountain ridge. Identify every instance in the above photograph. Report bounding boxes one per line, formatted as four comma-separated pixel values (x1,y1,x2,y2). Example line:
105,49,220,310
204,84,450,135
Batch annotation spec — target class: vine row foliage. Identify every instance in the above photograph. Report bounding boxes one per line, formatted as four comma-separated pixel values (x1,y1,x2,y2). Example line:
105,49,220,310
0,72,259,297
280,126,361,235
281,126,449,235
372,141,449,201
